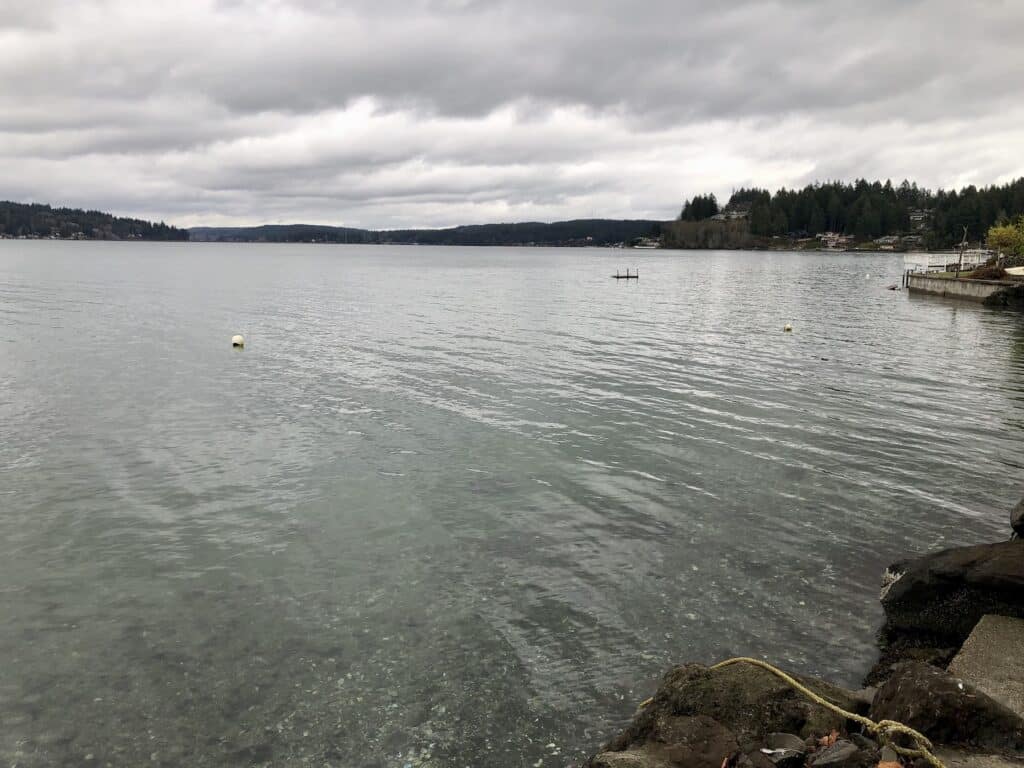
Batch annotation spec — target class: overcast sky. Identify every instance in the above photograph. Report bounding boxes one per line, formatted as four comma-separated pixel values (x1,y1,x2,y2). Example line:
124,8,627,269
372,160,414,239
2,0,1023,228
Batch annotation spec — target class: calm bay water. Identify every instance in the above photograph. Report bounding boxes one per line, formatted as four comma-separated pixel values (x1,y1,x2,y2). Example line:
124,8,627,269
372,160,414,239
2,241,1023,767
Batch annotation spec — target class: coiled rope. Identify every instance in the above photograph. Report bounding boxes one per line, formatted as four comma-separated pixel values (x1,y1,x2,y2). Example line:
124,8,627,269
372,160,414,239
707,657,945,768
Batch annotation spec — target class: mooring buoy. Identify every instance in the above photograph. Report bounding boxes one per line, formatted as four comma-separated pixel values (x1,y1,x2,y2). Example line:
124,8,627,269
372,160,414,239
784,324,793,333
232,334,245,348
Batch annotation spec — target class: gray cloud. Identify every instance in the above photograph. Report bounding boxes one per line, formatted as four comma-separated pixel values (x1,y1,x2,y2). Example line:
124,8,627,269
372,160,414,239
1,0,1022,227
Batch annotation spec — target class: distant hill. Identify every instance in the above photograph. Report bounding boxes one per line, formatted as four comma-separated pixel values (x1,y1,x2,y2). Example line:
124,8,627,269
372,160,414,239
189,224,375,244
189,219,665,247
0,200,188,241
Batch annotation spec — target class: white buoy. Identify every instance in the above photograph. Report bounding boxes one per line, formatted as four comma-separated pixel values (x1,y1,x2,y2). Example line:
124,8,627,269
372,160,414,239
232,334,245,348
784,324,793,332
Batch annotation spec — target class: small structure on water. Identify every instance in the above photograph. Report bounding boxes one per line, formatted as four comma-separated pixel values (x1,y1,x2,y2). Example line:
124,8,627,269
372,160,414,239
613,268,639,280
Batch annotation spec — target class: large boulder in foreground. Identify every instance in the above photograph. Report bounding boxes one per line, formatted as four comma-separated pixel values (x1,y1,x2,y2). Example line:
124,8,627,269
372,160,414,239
880,540,1024,647
870,662,1024,751
591,662,860,768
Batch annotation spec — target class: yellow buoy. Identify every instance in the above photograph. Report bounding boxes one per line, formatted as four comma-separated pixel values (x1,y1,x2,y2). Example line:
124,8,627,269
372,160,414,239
784,324,793,332
232,334,245,348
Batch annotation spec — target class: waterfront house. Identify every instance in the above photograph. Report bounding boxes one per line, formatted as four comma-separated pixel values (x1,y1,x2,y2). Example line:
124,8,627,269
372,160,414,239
908,208,932,230
817,231,854,249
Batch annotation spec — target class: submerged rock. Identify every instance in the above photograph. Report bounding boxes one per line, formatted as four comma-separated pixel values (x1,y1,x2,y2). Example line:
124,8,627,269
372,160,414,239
870,662,1024,751
880,540,1024,647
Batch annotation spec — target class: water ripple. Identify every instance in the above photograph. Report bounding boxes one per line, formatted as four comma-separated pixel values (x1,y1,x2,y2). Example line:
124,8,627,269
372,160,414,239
1,242,1023,766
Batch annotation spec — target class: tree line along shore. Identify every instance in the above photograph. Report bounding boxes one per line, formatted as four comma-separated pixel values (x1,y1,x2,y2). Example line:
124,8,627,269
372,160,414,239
3,176,1024,252
667,178,1024,254
0,201,188,241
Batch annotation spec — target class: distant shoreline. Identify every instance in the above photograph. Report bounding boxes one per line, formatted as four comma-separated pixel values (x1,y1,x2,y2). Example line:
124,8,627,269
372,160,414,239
1,232,983,256
0,232,983,255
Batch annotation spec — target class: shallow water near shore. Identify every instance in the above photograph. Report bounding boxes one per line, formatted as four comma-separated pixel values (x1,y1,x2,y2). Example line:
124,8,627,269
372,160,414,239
2,241,1023,767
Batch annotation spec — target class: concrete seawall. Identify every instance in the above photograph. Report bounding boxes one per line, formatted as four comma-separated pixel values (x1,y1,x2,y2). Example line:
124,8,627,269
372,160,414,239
907,273,1010,302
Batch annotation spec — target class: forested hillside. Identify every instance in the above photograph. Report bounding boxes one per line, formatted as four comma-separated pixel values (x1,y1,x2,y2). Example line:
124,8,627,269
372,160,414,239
0,201,188,240
678,178,1024,248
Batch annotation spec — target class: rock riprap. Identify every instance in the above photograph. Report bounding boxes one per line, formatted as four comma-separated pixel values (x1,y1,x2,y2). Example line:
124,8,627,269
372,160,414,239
589,499,1024,768
870,661,1024,751
880,540,1024,647
589,662,874,768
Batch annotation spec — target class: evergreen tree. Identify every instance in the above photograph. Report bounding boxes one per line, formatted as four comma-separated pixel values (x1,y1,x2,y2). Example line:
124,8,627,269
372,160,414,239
770,204,789,235
750,201,772,235
679,194,719,221
808,201,826,234
854,198,880,239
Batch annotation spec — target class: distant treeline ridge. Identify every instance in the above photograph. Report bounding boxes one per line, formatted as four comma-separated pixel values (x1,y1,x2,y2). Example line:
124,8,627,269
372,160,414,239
188,219,662,246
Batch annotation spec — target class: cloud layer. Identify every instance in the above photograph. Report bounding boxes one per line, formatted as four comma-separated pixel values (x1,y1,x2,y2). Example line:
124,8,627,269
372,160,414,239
2,0,1023,227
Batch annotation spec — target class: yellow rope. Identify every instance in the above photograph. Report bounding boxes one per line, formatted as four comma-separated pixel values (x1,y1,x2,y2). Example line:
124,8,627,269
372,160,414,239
708,657,945,768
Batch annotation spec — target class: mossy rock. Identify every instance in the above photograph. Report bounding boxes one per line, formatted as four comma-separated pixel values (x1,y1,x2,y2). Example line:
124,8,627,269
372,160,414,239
607,663,858,751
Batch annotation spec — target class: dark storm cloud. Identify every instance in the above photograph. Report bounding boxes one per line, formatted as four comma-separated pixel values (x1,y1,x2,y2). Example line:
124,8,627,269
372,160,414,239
1,0,1022,227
